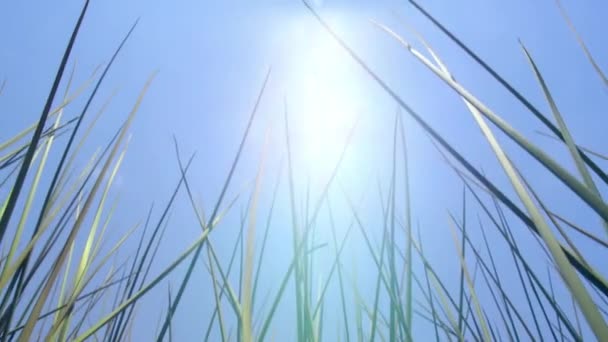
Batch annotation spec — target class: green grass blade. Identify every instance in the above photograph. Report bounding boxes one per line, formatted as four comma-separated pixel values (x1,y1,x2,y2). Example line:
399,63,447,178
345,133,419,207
520,42,607,236
74,223,214,342
251,165,282,312
416,227,441,342
407,0,608,184
447,216,492,341
17,72,155,342
207,247,227,342
156,68,271,341
375,22,608,224
328,202,351,342
0,0,90,246
554,0,608,87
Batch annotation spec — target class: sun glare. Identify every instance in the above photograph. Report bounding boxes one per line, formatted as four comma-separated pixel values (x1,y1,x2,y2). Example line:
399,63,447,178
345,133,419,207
283,15,361,178
296,83,354,168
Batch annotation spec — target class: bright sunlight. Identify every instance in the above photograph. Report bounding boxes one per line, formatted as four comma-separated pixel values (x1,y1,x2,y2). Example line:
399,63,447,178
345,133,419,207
281,14,361,178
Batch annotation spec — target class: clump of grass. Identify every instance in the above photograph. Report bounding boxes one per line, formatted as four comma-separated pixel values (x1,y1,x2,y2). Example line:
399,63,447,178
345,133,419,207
1,0,608,341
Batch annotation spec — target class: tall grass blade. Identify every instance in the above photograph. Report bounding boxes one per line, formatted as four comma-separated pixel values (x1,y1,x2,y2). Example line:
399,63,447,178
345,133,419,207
375,22,608,224
554,0,608,87
447,216,492,341
0,0,90,244
407,0,608,184
18,72,156,341
156,68,271,341
520,41,607,235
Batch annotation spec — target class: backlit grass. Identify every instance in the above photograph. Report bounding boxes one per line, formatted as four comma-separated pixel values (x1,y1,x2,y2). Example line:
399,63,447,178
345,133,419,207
1,0,607,340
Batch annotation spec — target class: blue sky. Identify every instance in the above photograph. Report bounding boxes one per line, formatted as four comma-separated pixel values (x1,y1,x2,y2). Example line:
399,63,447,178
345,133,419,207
1,0,607,340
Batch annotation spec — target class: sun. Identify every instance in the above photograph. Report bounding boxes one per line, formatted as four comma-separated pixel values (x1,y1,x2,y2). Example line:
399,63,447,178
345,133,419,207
295,84,355,168
281,14,361,178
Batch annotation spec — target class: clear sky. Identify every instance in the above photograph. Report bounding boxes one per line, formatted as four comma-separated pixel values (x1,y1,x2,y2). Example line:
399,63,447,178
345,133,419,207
1,0,607,340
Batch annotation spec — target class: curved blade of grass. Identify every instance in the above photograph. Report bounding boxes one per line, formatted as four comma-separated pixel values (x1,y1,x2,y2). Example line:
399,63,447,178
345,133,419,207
374,22,608,225
554,0,608,87
520,41,607,235
407,0,608,185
